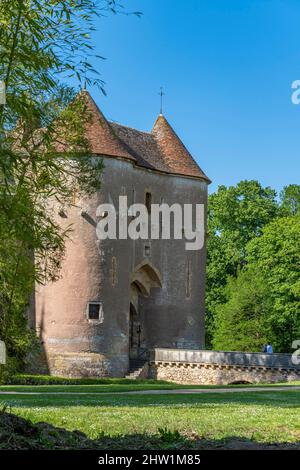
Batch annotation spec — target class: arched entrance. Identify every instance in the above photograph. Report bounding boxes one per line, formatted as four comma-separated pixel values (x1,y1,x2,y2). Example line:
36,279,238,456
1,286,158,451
129,261,162,359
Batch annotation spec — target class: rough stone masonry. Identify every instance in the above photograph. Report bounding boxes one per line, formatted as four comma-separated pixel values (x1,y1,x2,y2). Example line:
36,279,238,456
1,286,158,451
149,349,300,385
32,91,210,378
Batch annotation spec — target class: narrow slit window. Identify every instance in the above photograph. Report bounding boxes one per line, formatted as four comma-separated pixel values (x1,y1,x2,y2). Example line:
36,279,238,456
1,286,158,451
186,260,192,299
159,197,164,237
145,192,152,213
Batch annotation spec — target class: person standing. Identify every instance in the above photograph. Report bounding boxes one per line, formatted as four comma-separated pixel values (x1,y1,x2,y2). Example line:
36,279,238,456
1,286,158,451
266,344,273,354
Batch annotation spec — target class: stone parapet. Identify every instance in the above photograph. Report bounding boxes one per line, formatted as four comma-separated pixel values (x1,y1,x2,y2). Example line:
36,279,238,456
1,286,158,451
150,348,297,369
149,349,300,385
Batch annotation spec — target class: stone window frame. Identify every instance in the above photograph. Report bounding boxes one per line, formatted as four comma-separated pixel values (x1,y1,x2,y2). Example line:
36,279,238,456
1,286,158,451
86,301,104,324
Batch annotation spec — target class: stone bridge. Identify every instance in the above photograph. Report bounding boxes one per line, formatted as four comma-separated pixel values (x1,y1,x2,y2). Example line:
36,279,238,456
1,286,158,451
148,349,300,385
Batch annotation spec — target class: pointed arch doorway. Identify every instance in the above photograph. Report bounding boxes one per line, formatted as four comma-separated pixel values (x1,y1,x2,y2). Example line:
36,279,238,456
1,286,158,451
129,261,162,359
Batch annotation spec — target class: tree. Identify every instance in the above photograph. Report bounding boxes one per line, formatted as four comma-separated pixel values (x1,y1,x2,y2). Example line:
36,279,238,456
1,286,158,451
212,214,300,352
0,1,136,376
212,267,271,352
280,184,300,216
246,215,300,352
206,180,279,346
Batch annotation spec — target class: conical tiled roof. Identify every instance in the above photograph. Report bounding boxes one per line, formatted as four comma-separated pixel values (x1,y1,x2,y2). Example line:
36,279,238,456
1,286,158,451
81,91,210,182
151,114,210,181
82,91,136,161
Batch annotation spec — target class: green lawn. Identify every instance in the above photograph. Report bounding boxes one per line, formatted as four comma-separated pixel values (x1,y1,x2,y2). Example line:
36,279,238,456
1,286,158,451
1,379,300,394
1,384,300,449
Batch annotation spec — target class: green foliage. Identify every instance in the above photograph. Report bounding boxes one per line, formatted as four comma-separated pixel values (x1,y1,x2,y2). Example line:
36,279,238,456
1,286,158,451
0,1,132,376
212,267,271,351
0,0,117,109
211,214,300,352
207,181,300,352
158,428,182,443
206,180,279,346
246,215,300,351
280,184,300,216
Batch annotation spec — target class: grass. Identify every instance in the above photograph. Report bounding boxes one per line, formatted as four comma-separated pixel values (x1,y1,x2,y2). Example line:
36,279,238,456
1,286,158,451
6,374,172,386
1,386,300,448
1,376,300,394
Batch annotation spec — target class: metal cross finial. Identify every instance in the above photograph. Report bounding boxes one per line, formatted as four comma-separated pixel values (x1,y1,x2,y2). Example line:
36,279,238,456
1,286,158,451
159,87,165,114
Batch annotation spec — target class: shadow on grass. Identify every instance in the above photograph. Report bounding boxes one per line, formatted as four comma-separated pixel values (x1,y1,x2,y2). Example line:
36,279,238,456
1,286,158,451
0,411,299,450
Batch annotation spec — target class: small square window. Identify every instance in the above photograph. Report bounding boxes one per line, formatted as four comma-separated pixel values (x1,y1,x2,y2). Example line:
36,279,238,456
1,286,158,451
144,245,151,257
87,302,103,322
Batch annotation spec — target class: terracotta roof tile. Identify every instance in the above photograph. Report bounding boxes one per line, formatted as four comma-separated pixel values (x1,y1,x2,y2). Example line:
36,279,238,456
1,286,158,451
151,114,210,181
83,91,136,162
82,91,210,182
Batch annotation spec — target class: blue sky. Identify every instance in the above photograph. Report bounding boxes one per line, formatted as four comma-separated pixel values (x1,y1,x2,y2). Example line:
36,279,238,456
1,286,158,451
83,0,300,193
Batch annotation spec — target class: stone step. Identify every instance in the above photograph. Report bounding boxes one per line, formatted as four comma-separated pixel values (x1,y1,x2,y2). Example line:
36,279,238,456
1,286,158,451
126,360,148,380
128,367,145,374
129,365,145,372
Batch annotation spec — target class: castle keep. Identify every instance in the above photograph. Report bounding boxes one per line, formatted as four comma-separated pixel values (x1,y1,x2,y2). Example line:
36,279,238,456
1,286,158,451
33,92,210,377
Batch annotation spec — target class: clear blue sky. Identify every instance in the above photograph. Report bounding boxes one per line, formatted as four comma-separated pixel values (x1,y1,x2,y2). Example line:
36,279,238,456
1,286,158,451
83,0,300,193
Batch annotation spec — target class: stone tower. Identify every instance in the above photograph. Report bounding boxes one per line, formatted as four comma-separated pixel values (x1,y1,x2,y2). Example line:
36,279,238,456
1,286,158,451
33,92,211,377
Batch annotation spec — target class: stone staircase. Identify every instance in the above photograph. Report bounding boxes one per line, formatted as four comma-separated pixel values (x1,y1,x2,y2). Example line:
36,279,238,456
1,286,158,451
125,358,148,379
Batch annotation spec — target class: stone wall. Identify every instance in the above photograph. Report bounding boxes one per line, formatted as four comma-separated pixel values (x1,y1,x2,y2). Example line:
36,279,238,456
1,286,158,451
149,349,300,385
45,352,127,378
34,155,208,378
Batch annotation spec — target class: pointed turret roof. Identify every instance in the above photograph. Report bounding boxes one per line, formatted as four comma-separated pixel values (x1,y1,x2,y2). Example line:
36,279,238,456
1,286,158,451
151,114,210,181
80,91,210,182
81,91,136,161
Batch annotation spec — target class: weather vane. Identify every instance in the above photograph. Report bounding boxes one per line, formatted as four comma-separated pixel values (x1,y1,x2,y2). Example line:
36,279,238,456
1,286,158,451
159,87,165,114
